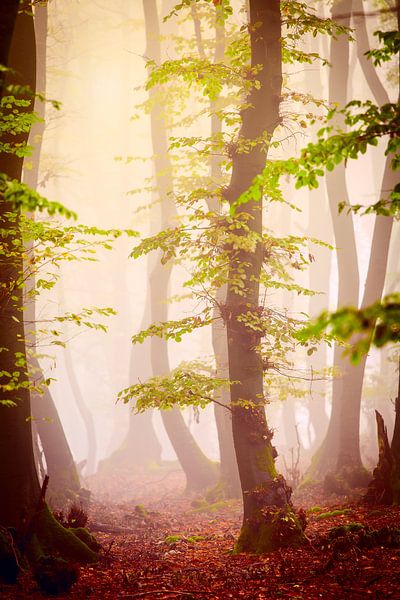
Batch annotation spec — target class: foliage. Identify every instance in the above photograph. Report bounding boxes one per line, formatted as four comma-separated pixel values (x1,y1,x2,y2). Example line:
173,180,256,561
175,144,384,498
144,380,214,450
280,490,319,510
296,294,400,365
0,76,140,404
118,362,230,412
366,30,400,66
119,0,352,414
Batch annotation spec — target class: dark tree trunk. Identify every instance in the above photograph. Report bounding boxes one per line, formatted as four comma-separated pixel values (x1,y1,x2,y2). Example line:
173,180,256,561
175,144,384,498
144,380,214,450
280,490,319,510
391,358,400,504
143,0,219,492
225,0,303,552
0,4,101,573
0,3,42,529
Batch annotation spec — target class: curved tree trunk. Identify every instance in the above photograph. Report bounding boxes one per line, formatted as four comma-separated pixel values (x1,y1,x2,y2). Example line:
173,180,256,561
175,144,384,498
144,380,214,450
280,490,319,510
311,0,358,479
143,0,219,493
23,3,81,508
64,346,97,476
191,4,240,498
225,0,303,552
311,0,394,481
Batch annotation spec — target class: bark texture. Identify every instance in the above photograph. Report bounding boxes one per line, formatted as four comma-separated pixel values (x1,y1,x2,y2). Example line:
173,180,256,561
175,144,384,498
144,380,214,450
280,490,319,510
225,0,303,552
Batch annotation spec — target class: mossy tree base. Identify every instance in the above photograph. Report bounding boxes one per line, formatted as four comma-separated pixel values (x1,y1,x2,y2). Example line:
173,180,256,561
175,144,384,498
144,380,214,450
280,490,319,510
235,477,305,554
27,504,99,565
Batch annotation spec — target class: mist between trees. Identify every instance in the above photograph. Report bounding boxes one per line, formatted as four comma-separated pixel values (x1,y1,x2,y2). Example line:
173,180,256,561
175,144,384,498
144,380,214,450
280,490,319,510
0,0,399,566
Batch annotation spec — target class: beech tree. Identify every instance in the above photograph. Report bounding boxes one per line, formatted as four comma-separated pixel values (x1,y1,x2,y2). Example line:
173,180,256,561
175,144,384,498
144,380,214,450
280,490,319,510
0,3,101,585
292,0,399,485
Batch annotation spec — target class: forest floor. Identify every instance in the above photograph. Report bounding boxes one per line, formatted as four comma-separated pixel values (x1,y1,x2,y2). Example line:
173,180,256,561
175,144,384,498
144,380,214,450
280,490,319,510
2,466,400,599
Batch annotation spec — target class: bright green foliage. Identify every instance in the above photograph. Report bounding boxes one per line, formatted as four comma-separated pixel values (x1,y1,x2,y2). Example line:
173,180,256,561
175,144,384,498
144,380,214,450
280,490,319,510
296,293,400,364
122,0,353,414
366,30,400,66
291,100,399,213
0,89,138,405
0,95,40,156
131,313,212,344
118,363,230,412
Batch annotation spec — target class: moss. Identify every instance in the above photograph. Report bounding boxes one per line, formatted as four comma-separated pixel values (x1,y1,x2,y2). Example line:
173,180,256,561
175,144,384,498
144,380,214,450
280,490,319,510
328,522,364,540
31,505,98,564
315,508,352,521
134,504,148,518
68,528,100,552
306,506,323,514
190,499,239,514
186,535,205,543
235,519,275,554
235,506,304,554
256,445,278,478
164,535,182,544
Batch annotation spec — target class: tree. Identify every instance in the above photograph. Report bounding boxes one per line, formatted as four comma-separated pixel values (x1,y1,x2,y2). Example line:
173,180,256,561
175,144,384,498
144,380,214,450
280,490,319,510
292,0,399,483
23,1,82,508
222,0,306,553
119,0,347,551
142,0,219,493
0,3,98,585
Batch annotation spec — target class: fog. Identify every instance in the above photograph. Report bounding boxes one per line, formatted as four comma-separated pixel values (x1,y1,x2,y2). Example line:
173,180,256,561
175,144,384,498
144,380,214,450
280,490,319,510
27,0,399,490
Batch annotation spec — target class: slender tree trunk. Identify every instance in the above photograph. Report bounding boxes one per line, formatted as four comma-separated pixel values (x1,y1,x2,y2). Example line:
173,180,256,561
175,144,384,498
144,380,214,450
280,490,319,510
225,0,303,552
329,1,393,477
311,0,359,479
311,0,394,480
23,3,82,508
191,2,241,498
64,346,97,476
143,0,219,492
337,170,394,470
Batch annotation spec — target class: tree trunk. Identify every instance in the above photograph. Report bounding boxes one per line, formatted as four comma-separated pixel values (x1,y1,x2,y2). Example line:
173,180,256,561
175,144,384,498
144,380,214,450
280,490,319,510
64,346,97,476
190,4,240,498
98,301,162,472
23,3,82,509
143,0,219,493
0,9,97,570
391,357,400,504
225,0,303,553
311,0,394,482
311,0,360,479
0,2,41,529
